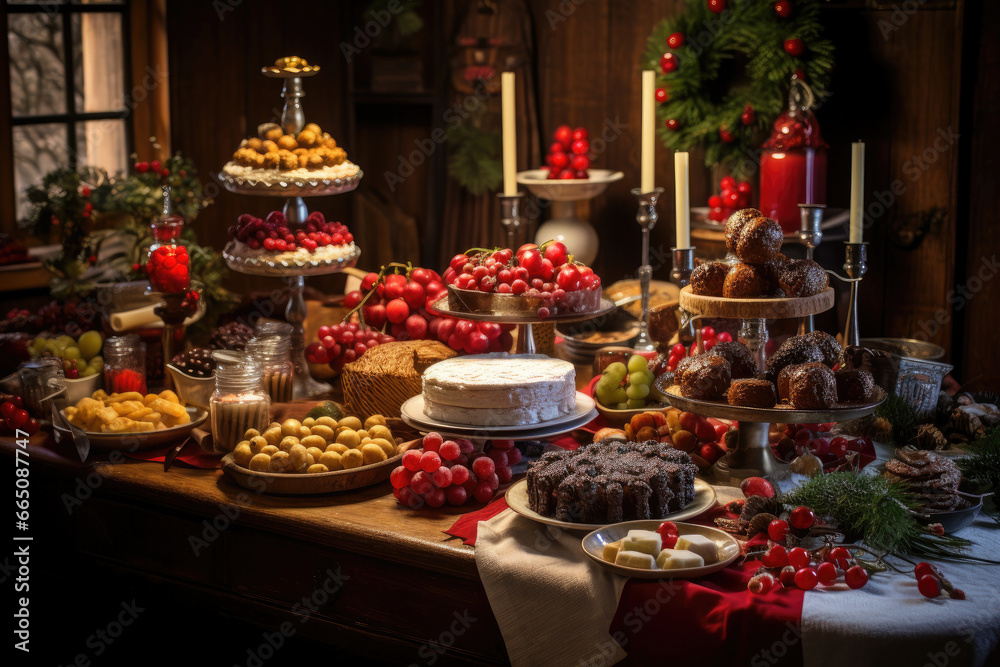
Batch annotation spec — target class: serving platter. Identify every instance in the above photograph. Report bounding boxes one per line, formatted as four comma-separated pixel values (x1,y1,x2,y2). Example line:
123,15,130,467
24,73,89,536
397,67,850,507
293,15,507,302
678,285,835,321
581,521,740,579
217,166,363,197
221,450,403,495
505,478,717,531
223,241,361,277
399,392,597,438
53,406,208,451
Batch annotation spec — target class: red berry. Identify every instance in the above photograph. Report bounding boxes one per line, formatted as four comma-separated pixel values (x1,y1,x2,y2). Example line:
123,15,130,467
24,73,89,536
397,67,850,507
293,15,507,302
666,118,680,131
707,0,726,12
917,574,941,598
553,125,573,148
439,441,461,461
420,450,442,473
789,506,816,530
660,52,679,73
473,482,495,503
794,567,818,590
761,544,789,568
779,565,797,587
472,455,496,479
788,547,811,570
845,565,869,589
767,519,789,543
445,485,468,506
655,87,668,103
401,449,423,472
739,476,774,499
450,464,471,486
570,139,589,156
424,486,446,508
422,432,444,452
829,547,851,570
748,573,775,595
816,561,838,586
431,466,453,488
390,466,414,489
409,470,433,495
914,562,937,580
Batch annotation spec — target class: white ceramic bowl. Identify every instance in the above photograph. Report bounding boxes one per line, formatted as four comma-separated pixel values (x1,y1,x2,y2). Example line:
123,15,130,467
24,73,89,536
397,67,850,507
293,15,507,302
63,373,102,404
166,364,214,411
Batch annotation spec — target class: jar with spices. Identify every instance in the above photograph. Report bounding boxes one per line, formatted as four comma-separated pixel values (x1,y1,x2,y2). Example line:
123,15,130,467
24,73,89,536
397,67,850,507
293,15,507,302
248,322,294,403
104,335,147,395
210,350,270,453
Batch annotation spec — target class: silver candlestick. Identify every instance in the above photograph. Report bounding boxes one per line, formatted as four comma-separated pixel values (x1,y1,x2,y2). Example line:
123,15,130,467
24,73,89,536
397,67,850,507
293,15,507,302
671,247,697,344
841,242,868,347
631,187,664,351
797,203,825,334
498,192,526,249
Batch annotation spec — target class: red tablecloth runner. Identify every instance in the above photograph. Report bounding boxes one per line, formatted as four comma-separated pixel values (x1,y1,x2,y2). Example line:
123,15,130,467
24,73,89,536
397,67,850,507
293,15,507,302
124,439,221,469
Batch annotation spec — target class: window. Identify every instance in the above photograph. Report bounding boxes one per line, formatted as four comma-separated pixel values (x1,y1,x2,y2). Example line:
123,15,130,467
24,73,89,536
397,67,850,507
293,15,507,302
6,0,132,219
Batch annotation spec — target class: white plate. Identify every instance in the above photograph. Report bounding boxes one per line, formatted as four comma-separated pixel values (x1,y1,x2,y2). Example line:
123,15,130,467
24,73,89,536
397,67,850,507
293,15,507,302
582,521,740,579
399,392,596,436
505,478,717,531
54,406,208,451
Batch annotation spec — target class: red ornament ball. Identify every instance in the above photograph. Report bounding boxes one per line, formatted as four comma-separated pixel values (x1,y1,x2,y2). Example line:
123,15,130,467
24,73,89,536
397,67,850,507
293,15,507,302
741,108,755,126
660,52,679,73
784,38,805,57
666,118,681,131
789,505,816,530
774,1,792,18
719,126,735,143
707,0,726,13
667,32,685,49
655,87,668,103
793,67,807,81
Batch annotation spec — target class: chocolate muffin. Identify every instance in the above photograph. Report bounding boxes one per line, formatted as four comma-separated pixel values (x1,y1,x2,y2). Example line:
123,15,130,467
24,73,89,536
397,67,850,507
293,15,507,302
778,259,830,297
788,364,837,409
777,362,828,401
727,378,777,408
708,340,757,379
690,261,729,296
736,216,783,264
765,334,825,383
679,355,731,400
802,330,842,368
723,263,764,298
673,355,697,386
835,368,876,403
725,208,764,255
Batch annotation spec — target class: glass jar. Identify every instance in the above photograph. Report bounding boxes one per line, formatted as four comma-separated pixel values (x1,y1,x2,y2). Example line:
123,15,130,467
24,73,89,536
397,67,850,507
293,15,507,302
103,334,147,395
18,357,64,414
146,185,191,294
210,350,270,453
249,322,294,403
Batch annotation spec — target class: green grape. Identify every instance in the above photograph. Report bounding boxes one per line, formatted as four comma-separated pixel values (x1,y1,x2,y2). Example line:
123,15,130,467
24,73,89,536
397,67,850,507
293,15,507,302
81,366,99,377
55,335,75,348
610,388,628,404
75,358,88,372
43,340,62,356
627,354,648,373
615,402,629,410
626,398,645,409
77,330,103,360
90,355,103,368
626,383,650,400
64,346,82,361
604,362,628,383
628,371,652,387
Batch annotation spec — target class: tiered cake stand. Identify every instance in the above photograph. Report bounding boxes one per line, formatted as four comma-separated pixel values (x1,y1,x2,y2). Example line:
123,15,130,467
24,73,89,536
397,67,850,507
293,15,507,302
658,286,885,485
219,62,361,398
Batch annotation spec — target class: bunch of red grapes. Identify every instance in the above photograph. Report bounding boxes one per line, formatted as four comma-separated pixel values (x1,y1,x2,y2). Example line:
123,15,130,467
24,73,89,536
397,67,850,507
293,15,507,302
390,432,522,508
228,210,353,253
543,125,591,179
707,175,753,222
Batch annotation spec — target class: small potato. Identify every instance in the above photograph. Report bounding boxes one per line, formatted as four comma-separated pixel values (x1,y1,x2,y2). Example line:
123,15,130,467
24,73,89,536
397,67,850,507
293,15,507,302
338,416,363,431
260,445,279,457
288,444,310,473
361,437,373,445
315,416,337,428
319,450,343,471
341,448,364,469
263,427,283,446
306,453,315,467
281,419,303,437
370,438,396,457
268,421,282,430
249,436,268,452
305,446,325,462
269,450,290,472
279,436,300,452
233,443,253,468
336,430,361,449
302,417,316,428
249,453,271,472
356,429,369,441
368,425,393,441
325,443,349,455
364,414,387,430
301,435,326,450
244,428,262,440
307,464,329,474
299,426,312,439
236,439,251,452
310,425,335,442
361,443,388,465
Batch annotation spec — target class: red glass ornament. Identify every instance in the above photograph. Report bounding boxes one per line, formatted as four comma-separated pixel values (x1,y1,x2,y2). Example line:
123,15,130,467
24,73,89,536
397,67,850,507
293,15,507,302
707,0,726,13
655,87,668,103
774,1,792,17
741,107,756,125
784,38,805,57
666,118,680,131
719,126,735,143
667,32,685,49
660,52,679,73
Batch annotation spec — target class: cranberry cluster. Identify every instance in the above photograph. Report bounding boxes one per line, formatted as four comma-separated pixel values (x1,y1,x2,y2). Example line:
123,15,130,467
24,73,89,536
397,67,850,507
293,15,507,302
542,125,591,179
707,175,754,223
228,211,353,253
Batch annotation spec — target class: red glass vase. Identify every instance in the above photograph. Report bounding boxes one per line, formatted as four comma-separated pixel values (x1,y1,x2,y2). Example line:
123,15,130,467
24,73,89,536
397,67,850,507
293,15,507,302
146,186,191,294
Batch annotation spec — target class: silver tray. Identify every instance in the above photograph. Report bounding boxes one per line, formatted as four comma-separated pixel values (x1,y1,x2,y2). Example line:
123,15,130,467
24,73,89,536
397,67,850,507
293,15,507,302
223,241,360,277
53,406,208,452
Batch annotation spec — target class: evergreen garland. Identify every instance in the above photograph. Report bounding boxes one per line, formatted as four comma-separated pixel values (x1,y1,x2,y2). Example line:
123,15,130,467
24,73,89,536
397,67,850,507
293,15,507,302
958,427,1000,523
642,0,834,179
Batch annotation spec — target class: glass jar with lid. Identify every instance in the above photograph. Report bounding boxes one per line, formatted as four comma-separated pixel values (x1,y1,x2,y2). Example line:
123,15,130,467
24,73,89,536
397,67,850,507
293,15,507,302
210,350,270,453
146,186,190,295
248,321,294,403
103,334,147,395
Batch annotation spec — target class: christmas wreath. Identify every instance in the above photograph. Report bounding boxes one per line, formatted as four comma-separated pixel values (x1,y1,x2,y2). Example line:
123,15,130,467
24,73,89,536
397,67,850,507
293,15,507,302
643,0,833,179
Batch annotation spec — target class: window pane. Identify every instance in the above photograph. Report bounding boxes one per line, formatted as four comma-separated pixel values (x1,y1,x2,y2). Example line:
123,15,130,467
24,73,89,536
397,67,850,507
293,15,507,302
72,11,124,113
8,12,67,116
75,119,127,175
13,124,69,220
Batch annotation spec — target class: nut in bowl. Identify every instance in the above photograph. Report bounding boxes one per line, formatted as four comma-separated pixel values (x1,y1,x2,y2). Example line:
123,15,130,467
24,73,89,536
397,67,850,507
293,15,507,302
582,521,740,579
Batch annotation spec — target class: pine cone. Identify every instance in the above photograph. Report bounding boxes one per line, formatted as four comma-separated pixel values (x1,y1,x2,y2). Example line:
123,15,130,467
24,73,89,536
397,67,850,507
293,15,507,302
908,423,947,451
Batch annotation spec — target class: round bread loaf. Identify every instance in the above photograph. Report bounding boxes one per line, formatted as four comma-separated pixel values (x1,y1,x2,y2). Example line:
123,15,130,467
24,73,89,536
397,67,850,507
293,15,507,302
690,261,729,296
727,378,776,408
708,340,757,379
778,258,829,297
679,355,731,400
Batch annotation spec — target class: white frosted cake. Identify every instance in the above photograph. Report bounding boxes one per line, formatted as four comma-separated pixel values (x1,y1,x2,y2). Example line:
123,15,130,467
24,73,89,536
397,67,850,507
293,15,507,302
421,353,576,426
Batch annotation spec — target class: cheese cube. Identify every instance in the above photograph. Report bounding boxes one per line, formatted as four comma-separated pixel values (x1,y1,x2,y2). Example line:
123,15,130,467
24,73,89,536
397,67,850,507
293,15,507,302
674,534,720,564
620,532,662,557
615,550,656,569
602,539,624,563
656,548,705,570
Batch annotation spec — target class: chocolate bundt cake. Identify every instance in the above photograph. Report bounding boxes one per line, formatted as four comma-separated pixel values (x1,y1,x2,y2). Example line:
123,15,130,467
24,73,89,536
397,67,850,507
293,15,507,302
835,368,876,403
525,439,698,523
679,355,731,400
708,340,757,379
727,378,777,408
777,362,829,401
801,330,842,368
723,263,765,298
778,259,830,297
766,334,826,383
690,261,729,296
788,364,837,409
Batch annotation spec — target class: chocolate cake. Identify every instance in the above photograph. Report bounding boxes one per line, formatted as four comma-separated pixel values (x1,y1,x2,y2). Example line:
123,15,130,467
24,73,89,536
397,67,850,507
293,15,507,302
765,334,826,383
690,261,729,297
679,355,731,400
778,259,829,297
708,340,757,379
777,362,828,401
727,378,777,408
526,439,697,523
835,368,876,403
788,364,837,409
801,330,842,367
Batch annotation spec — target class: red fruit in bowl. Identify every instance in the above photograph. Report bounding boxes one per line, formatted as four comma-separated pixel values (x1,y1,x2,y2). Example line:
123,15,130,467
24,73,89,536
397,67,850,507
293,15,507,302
558,170,575,180
543,241,569,267
708,195,723,208
695,419,717,443
739,476,775,499
550,152,570,170
570,154,590,172
549,141,565,155
570,139,590,156
343,290,363,309
554,125,573,147
572,127,588,141
402,282,426,309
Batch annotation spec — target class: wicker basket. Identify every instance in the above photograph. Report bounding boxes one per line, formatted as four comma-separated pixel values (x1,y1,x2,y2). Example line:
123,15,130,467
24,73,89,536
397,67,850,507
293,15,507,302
342,340,457,428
